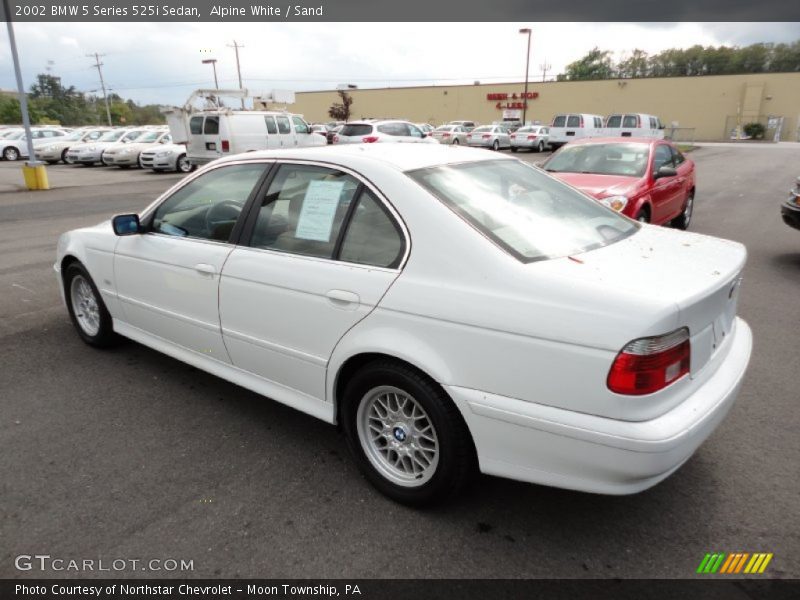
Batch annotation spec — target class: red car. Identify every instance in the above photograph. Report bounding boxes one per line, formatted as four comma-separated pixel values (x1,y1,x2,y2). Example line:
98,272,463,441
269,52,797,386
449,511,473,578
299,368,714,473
541,137,695,229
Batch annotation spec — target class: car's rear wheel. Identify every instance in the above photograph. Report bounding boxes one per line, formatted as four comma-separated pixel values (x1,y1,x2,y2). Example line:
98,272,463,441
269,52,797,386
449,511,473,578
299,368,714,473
492,140,500,151
511,146,518,153
60,149,69,163
3,147,20,161
342,360,475,506
671,190,694,230
537,141,544,152
64,263,118,348
452,139,459,146
176,154,193,173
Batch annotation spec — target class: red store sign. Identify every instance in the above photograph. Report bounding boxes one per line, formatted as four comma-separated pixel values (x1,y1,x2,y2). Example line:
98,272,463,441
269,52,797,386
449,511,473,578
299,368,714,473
487,91,539,110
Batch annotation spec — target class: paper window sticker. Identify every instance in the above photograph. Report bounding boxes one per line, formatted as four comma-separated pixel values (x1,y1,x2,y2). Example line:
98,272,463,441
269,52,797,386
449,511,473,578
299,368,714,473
294,180,346,241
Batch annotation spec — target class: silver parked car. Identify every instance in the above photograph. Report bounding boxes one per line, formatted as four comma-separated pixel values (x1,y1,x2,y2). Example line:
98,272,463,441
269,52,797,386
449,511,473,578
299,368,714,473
35,128,112,164
430,125,468,145
510,125,551,153
332,120,438,145
139,143,195,173
466,125,511,151
448,120,477,132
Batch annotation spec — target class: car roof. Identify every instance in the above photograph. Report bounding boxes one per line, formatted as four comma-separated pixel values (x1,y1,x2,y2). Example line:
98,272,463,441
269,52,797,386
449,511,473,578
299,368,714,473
566,136,663,146
213,143,515,172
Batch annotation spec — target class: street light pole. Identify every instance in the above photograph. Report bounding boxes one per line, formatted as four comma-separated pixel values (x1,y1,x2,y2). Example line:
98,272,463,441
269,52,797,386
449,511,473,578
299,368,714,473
3,0,36,165
202,59,219,89
519,28,532,126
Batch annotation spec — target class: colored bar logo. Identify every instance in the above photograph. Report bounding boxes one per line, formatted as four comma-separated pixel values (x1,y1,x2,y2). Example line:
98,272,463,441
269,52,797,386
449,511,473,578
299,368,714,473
697,552,773,574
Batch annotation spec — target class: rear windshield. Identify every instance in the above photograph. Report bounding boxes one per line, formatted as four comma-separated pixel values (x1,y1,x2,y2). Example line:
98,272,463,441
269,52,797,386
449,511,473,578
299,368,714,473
623,115,638,128
408,159,637,262
472,126,492,133
552,115,566,127
340,124,373,137
544,142,649,177
566,116,581,127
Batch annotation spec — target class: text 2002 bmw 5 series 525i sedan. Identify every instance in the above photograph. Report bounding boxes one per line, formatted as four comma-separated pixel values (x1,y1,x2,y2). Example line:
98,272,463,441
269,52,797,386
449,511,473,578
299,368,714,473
56,144,752,506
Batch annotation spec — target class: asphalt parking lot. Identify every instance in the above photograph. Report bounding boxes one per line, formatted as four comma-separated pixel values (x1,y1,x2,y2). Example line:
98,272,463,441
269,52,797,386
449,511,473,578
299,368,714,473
1,146,799,579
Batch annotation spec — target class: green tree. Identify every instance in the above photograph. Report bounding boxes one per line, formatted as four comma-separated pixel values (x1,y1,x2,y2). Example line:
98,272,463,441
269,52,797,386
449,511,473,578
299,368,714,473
328,90,353,122
618,49,649,78
564,47,614,80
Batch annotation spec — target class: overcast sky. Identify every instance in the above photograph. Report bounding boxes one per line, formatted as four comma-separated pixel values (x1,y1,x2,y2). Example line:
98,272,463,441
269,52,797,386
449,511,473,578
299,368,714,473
1,22,798,106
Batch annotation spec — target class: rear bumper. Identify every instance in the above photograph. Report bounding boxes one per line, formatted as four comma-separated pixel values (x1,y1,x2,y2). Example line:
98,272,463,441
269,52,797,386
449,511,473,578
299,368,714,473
446,317,752,495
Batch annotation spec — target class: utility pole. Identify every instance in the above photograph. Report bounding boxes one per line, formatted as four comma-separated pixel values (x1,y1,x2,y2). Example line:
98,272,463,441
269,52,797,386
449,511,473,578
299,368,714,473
87,52,112,126
227,40,245,108
519,28,532,126
539,60,551,82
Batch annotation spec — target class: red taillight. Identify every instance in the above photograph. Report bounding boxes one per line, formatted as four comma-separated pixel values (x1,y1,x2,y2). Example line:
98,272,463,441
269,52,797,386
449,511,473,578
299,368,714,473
527,135,537,140
482,134,490,139
579,116,584,127
510,134,516,139
362,136,379,143
221,140,230,152
607,328,691,395
333,135,339,143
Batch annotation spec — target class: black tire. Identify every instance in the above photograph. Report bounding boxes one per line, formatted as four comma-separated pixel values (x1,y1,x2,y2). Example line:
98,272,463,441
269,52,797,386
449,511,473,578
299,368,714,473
492,140,500,151
537,141,544,153
64,262,119,348
511,147,518,153
452,139,459,146
671,190,694,230
46,160,58,165
60,148,69,163
176,154,193,173
341,359,476,506
3,146,20,161
636,208,651,224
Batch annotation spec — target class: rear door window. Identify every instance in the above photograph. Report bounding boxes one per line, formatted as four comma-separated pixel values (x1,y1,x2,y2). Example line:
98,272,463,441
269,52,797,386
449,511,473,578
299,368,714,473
264,116,278,134
606,115,622,128
190,117,203,134
204,117,220,135
276,117,291,134
622,115,638,128
566,116,580,128
552,115,566,127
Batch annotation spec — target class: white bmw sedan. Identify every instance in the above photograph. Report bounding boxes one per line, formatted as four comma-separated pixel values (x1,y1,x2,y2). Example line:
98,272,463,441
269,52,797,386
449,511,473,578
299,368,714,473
56,144,752,505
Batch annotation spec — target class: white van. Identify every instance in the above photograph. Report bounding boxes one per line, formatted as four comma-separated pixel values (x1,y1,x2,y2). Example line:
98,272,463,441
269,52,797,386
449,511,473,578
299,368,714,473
604,113,665,139
548,113,604,149
177,110,326,166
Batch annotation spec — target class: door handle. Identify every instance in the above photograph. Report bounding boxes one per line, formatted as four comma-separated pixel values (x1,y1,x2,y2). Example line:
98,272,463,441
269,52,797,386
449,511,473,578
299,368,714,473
194,263,216,277
326,289,360,306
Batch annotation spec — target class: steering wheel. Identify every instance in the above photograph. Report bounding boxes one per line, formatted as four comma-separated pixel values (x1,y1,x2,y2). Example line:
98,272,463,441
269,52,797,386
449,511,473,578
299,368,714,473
205,200,243,236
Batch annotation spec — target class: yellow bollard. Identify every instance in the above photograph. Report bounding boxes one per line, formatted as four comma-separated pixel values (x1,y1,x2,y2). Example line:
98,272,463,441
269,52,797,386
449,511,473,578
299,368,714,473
21,163,49,190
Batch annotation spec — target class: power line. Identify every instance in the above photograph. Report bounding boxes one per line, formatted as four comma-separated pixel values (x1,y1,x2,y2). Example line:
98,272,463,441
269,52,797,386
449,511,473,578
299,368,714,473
86,52,112,126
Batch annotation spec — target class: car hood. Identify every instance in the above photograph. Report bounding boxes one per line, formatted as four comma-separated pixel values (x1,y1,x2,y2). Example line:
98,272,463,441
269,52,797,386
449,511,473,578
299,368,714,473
70,141,121,150
106,141,162,152
549,172,642,198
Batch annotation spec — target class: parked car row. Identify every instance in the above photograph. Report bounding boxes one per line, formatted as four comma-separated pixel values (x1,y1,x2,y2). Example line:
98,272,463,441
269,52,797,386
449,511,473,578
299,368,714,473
0,126,73,161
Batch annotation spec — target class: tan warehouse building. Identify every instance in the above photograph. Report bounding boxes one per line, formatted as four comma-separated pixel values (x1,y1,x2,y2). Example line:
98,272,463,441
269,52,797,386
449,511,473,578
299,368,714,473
288,72,800,142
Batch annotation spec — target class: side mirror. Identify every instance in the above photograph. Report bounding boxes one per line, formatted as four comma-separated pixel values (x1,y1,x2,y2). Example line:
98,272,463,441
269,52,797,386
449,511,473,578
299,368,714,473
656,165,677,179
112,214,141,236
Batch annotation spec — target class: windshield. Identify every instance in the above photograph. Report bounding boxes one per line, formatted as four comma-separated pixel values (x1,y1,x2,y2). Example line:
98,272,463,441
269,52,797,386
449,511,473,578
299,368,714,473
98,130,125,142
122,130,146,141
408,160,637,262
544,143,649,177
435,126,453,132
472,126,492,133
133,131,163,143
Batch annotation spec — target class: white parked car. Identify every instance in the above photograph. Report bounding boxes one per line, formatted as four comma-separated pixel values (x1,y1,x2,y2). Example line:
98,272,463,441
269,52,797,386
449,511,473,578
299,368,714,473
333,120,438,145
35,128,112,164
466,125,511,150
55,145,752,505
139,143,195,173
510,125,551,153
66,129,149,166
430,125,469,146
1,127,71,161
102,129,172,168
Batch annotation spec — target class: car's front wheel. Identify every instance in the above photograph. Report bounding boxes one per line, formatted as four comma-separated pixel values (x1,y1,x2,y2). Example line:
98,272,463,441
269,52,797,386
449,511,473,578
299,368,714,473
176,154,193,173
342,360,475,506
64,262,118,347
492,140,500,151
3,147,20,161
